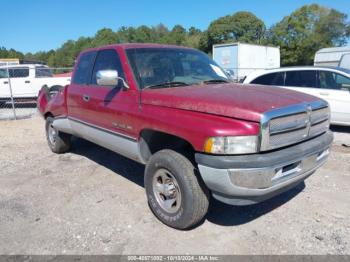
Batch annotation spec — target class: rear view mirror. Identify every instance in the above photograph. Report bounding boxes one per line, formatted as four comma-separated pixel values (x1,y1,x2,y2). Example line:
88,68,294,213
96,70,130,89
96,70,119,86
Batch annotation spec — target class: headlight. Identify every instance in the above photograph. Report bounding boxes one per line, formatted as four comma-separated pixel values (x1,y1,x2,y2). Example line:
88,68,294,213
204,136,258,154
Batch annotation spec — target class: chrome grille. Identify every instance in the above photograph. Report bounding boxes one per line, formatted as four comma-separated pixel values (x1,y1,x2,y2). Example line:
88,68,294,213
269,127,309,148
311,107,330,124
260,100,330,151
269,112,308,134
309,118,330,137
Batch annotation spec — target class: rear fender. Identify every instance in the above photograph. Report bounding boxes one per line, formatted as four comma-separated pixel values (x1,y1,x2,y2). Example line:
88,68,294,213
37,84,68,118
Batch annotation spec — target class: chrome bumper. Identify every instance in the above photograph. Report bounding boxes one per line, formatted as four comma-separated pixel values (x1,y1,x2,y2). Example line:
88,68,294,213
196,131,333,205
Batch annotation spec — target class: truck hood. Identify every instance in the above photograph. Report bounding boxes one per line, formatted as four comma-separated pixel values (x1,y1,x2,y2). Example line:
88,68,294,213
141,83,318,122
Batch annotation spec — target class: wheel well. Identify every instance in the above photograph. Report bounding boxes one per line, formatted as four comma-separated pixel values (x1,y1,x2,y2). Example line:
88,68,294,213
44,112,53,119
139,129,195,163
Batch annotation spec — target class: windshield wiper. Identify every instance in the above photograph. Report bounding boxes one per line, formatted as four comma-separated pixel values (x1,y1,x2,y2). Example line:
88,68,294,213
144,81,189,89
201,79,230,84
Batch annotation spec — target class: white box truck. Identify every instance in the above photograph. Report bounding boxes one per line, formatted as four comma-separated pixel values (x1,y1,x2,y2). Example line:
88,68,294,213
212,42,280,82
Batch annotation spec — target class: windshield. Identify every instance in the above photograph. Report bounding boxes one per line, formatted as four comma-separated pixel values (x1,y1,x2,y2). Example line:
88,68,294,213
126,48,230,89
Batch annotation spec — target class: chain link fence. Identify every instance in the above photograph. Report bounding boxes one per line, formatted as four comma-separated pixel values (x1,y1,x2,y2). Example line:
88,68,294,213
0,63,72,120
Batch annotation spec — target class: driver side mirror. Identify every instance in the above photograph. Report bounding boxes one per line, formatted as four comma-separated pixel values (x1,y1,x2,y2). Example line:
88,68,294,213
96,70,129,89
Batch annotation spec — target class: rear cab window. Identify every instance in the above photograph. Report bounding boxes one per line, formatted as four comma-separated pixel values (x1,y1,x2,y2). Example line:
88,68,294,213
72,51,97,85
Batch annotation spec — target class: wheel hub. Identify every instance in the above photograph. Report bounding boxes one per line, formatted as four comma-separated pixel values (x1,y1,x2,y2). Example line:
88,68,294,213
152,169,181,213
48,124,57,145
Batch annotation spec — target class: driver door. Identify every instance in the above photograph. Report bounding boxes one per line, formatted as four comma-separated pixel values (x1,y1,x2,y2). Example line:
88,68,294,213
83,48,139,138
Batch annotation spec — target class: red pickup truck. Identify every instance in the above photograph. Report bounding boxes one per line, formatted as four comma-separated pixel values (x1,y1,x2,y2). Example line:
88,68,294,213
37,44,333,229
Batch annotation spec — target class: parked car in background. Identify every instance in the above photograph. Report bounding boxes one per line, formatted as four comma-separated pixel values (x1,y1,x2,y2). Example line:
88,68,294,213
37,44,332,229
0,64,71,105
243,66,350,126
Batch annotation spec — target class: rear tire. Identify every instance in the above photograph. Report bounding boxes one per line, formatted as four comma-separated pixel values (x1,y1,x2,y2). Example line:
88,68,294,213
45,117,71,153
145,149,209,229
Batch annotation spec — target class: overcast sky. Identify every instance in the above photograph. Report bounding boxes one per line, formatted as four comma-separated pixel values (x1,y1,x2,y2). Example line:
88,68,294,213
2,0,350,53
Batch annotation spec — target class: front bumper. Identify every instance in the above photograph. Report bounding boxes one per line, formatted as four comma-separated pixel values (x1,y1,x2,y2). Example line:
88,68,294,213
195,131,333,205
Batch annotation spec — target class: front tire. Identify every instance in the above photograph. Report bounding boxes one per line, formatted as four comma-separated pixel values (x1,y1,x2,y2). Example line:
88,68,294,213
145,149,209,229
45,117,71,153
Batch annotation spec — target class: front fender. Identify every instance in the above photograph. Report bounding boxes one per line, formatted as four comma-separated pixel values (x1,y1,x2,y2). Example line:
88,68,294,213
138,104,260,152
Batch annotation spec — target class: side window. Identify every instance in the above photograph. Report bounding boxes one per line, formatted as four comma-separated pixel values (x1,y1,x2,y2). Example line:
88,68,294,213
251,72,284,86
335,73,350,91
0,68,8,78
35,67,53,78
9,67,29,78
318,71,350,90
72,51,97,85
285,70,317,88
91,49,125,85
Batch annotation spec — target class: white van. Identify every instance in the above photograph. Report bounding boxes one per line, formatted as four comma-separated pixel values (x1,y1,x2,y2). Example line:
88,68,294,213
0,64,70,104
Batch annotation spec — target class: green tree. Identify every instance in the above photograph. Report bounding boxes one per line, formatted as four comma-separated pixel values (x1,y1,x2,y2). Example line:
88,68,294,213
198,31,211,53
0,47,24,59
185,27,203,49
153,23,169,43
91,28,118,47
208,11,266,45
166,25,187,45
49,40,76,67
117,26,137,43
134,26,157,42
268,4,350,65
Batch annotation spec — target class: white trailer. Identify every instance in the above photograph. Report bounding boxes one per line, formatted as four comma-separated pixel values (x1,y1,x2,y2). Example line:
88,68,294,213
212,42,280,81
314,46,350,67
339,53,350,70
0,58,19,67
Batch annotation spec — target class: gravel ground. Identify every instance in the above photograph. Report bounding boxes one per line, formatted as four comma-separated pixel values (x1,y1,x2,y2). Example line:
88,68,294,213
0,115,349,255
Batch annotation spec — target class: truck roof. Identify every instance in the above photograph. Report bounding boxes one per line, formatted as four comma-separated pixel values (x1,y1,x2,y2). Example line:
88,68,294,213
80,43,195,53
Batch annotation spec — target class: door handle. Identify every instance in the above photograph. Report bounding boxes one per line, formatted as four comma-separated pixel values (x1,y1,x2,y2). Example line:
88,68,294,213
3,81,8,84
319,92,329,96
25,80,30,84
83,95,90,102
